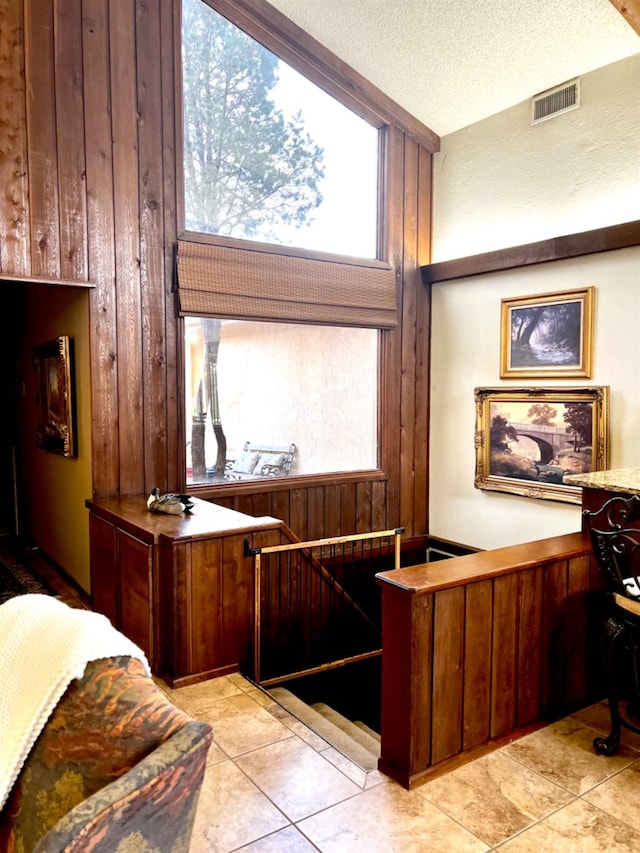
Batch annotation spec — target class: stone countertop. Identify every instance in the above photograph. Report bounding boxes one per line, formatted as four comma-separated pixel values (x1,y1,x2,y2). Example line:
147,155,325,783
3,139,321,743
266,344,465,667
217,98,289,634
564,467,640,494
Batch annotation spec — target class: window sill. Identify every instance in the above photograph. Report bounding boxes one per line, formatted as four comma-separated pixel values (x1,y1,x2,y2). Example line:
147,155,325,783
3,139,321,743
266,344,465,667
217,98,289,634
187,468,387,499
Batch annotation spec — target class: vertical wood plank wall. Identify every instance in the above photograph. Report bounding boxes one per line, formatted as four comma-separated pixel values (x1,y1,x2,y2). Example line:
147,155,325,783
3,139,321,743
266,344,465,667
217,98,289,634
0,0,432,543
377,534,605,789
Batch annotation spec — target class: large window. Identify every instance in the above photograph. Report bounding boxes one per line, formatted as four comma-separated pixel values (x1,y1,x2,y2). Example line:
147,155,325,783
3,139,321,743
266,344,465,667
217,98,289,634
185,319,378,484
181,0,379,258
179,1,392,487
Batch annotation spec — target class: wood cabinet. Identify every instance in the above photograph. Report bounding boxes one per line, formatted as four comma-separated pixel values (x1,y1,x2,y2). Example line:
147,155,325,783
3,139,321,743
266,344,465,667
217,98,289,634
88,513,153,656
86,495,284,686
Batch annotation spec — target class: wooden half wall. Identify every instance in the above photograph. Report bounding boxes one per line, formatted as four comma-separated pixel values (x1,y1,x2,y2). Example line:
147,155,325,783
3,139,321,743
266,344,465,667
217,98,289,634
0,0,434,546
376,532,604,788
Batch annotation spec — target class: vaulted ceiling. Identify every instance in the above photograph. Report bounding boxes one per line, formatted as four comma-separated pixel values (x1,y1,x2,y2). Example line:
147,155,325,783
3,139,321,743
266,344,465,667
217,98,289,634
268,0,640,137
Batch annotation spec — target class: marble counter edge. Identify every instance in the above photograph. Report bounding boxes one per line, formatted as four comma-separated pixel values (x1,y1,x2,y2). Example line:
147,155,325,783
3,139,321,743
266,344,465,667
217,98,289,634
564,467,640,494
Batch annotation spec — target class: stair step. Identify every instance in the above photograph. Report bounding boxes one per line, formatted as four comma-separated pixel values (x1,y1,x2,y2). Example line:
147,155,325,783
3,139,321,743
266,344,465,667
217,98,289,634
311,703,381,756
353,719,381,744
269,687,379,771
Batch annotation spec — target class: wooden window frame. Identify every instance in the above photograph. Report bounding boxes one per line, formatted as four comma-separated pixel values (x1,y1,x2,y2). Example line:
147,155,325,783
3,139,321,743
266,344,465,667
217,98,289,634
174,0,435,496
174,0,437,263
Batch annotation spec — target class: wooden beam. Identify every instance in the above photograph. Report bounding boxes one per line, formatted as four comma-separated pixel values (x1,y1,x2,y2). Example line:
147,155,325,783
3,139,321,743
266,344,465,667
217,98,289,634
608,0,640,36
421,219,640,283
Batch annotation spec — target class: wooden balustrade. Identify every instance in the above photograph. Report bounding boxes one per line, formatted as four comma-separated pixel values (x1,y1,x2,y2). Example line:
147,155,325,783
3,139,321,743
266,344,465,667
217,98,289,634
376,531,604,788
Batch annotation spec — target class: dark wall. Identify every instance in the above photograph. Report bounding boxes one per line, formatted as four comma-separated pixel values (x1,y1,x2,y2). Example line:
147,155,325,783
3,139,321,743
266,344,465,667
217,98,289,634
0,286,23,535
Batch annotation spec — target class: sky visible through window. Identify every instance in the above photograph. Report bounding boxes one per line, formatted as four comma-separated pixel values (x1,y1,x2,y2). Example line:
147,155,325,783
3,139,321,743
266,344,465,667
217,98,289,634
268,63,379,257
182,0,380,258
181,2,382,484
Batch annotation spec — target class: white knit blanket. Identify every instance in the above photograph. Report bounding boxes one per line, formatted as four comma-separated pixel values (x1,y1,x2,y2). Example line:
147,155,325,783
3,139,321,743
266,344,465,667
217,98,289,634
0,593,150,810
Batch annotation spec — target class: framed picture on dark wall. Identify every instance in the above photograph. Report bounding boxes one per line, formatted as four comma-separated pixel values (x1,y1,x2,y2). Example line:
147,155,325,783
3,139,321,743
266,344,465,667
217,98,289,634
33,336,77,458
474,385,609,504
500,287,594,379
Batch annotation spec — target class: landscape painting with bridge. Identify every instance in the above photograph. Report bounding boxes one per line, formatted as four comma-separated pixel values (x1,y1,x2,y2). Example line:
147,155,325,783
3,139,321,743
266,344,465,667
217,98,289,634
474,386,609,504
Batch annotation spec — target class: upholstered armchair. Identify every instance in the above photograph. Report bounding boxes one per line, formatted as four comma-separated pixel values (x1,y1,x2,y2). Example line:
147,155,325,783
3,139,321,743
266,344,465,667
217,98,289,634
0,655,212,852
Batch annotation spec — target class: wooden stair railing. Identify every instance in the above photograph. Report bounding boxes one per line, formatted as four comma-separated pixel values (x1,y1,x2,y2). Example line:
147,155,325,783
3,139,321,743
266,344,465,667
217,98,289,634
246,528,403,686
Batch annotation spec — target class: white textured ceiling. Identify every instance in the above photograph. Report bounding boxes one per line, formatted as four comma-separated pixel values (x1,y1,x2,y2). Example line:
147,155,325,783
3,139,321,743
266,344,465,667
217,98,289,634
268,0,640,137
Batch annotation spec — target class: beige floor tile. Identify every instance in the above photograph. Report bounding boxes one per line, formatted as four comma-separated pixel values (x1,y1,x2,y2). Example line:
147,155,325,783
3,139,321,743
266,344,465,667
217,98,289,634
418,750,574,846
297,781,488,852
205,739,228,765
236,825,318,851
364,769,393,790
317,744,368,787
169,675,244,717
228,671,256,691
583,760,640,830
235,736,361,822
502,717,638,794
194,692,294,757
191,759,289,852
570,700,611,733
268,703,333,751
498,798,640,852
571,700,640,752
245,686,279,709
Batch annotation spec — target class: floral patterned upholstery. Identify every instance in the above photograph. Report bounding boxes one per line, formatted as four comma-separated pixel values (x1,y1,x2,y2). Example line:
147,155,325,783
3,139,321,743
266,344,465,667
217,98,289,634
0,656,212,852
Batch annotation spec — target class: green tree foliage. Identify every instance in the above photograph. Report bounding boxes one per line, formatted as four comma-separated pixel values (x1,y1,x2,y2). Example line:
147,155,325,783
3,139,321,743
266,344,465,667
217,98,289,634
527,403,558,425
490,414,518,451
182,0,325,240
563,403,592,451
182,0,326,481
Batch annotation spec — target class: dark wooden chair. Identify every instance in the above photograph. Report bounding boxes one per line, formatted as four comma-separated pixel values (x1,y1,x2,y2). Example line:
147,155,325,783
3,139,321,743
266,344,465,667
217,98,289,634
583,492,640,755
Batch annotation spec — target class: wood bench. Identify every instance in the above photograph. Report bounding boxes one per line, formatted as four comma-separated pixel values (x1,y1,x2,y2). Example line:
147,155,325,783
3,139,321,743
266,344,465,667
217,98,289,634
224,441,296,481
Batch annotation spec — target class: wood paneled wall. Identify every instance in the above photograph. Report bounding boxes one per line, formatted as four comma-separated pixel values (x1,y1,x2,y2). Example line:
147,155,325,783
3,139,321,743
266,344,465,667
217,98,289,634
0,0,432,543
377,533,603,788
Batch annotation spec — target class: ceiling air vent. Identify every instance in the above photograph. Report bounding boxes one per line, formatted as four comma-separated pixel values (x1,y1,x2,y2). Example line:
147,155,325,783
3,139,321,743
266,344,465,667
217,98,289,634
531,79,580,125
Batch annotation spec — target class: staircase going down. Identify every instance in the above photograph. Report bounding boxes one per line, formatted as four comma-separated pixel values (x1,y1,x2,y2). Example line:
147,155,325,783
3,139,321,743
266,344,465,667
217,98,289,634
269,687,381,772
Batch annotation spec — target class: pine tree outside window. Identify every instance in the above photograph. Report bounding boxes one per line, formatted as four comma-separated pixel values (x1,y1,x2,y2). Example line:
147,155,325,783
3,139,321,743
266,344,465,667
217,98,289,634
181,0,379,257
180,0,385,485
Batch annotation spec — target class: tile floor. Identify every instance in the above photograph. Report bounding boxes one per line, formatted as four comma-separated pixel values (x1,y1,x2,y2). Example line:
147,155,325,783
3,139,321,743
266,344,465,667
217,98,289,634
21,544,640,851
158,673,640,852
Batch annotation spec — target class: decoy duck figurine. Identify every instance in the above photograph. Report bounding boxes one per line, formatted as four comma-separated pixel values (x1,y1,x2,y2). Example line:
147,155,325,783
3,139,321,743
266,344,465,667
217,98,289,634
147,488,195,515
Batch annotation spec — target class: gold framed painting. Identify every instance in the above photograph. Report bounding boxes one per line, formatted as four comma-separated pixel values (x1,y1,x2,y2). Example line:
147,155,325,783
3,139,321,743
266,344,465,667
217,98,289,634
500,287,594,379
474,385,609,504
34,336,77,458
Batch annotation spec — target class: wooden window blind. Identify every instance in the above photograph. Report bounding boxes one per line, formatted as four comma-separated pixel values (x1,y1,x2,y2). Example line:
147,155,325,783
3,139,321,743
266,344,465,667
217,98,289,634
176,240,397,329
